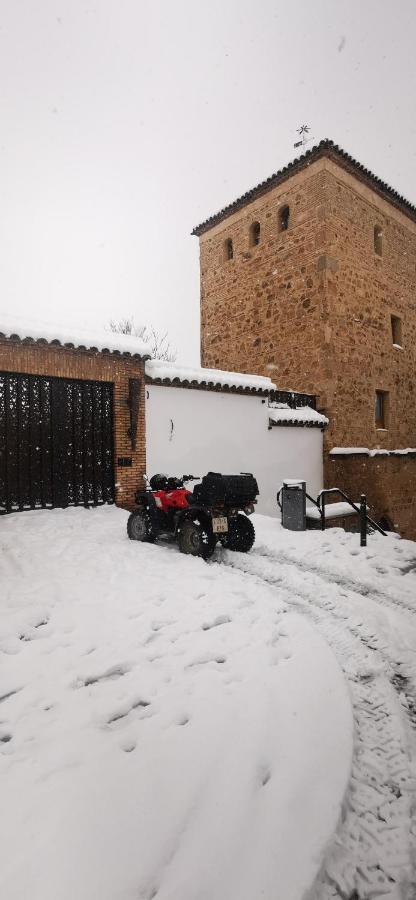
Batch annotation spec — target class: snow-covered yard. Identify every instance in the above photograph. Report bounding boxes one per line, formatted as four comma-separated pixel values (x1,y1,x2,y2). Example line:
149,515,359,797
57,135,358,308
1,507,416,899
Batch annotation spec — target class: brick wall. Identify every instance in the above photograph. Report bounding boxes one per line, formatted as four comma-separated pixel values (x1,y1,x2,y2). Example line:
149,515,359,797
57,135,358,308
0,339,146,510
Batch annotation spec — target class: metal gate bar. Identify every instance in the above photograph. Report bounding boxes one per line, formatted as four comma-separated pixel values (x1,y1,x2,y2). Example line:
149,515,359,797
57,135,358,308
0,371,115,514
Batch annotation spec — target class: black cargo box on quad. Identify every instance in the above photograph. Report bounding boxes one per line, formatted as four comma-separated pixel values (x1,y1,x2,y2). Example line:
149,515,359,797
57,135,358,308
192,472,258,505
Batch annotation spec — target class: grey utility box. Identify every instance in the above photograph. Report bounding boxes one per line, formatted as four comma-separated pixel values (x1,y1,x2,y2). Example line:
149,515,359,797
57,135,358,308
281,479,306,531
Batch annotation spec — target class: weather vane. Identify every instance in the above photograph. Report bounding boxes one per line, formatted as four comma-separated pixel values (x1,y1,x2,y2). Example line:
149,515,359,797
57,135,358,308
294,125,313,150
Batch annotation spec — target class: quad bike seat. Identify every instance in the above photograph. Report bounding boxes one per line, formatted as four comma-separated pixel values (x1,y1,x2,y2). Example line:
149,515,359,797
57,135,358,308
191,472,258,506
149,474,184,491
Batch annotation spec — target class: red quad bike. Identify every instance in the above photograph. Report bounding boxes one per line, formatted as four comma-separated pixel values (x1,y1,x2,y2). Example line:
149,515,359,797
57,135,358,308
127,472,259,560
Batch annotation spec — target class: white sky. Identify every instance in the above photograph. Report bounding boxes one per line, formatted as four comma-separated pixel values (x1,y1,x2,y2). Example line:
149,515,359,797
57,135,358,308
0,0,415,364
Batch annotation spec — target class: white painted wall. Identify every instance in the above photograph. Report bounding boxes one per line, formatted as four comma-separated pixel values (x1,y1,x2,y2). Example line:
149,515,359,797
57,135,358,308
146,385,323,517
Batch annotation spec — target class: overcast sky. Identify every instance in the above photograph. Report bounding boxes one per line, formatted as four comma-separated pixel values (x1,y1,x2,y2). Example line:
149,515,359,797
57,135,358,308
0,0,415,364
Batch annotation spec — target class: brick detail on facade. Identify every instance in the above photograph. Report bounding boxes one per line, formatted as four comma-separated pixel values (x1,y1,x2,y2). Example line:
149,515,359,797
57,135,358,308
0,339,146,510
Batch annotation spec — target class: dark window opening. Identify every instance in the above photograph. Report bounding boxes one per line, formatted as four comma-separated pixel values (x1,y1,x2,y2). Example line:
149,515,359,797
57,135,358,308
374,225,383,256
225,238,233,261
278,205,290,232
391,315,402,346
250,221,261,247
375,390,388,429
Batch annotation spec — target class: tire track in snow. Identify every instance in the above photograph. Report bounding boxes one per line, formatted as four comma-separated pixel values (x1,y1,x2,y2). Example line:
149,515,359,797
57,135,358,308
217,550,416,900
252,543,416,620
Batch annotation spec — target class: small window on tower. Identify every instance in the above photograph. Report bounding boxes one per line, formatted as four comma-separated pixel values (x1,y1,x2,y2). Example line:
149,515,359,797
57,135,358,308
250,221,261,247
375,390,388,429
225,238,233,261
278,205,290,232
391,315,402,347
374,225,383,256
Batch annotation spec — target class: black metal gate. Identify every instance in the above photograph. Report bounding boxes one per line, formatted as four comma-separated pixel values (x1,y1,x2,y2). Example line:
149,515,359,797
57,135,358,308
0,372,114,513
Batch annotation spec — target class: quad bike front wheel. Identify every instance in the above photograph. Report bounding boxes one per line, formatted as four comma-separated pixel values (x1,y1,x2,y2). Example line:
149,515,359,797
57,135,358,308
178,519,216,560
222,514,255,553
127,510,156,543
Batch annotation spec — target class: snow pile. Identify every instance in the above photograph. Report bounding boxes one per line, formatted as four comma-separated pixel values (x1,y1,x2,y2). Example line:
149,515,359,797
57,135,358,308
331,446,416,457
306,501,361,520
0,506,352,900
269,404,328,427
146,359,276,392
0,312,151,357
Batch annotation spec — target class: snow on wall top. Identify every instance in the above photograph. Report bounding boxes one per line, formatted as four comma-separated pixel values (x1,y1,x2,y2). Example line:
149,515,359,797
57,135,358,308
269,404,329,428
0,313,151,358
145,359,276,393
330,447,416,457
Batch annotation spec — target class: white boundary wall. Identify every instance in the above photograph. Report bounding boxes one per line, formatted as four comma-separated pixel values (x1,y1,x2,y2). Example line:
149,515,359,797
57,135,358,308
146,385,323,517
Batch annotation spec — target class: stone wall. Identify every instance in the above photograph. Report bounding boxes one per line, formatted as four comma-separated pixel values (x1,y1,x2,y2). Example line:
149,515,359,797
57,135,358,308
327,454,416,540
199,159,330,395
321,160,416,449
198,154,416,536
0,339,146,510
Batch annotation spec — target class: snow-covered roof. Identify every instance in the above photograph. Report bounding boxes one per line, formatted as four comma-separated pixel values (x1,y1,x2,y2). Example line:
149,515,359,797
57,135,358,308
330,447,416,457
0,313,151,358
268,404,329,428
145,359,276,394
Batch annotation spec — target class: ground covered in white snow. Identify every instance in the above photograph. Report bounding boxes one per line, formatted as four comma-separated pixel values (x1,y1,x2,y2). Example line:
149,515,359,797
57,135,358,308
0,507,353,900
1,508,416,899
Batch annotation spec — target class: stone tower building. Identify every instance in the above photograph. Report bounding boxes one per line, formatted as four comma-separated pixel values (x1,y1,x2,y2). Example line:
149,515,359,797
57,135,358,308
193,141,416,537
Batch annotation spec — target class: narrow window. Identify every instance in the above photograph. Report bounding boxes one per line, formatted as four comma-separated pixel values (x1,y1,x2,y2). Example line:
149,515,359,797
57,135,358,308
278,205,290,232
391,315,402,346
250,221,261,247
225,238,233,261
375,390,388,429
374,225,383,256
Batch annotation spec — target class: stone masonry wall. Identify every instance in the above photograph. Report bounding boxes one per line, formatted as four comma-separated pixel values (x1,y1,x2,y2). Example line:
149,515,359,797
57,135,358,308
321,160,416,450
199,160,330,396
0,339,146,510
198,155,416,536
327,454,416,541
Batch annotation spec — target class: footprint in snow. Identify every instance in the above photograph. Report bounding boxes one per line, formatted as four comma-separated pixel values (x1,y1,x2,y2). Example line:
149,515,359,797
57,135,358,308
258,764,272,787
79,663,130,687
108,699,151,726
202,614,231,631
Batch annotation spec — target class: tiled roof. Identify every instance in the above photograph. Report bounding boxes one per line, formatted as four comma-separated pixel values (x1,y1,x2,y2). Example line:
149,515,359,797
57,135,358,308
192,139,416,235
0,315,151,358
145,359,275,394
268,405,328,429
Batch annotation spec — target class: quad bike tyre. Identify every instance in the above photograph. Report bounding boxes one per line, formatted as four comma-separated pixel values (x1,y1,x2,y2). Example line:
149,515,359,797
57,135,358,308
178,519,216,560
127,510,156,543
222,514,255,553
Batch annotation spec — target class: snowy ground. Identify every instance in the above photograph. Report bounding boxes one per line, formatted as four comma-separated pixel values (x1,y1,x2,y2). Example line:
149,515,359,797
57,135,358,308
1,508,416,900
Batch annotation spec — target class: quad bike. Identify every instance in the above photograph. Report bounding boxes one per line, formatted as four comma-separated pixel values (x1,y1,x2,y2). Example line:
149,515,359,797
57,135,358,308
127,471,258,559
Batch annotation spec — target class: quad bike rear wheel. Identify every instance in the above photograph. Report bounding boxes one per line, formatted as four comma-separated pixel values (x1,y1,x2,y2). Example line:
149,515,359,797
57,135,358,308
127,510,156,543
178,519,216,560
222,514,255,553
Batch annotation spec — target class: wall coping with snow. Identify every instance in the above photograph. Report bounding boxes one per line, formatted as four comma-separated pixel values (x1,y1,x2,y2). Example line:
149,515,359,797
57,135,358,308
0,314,151,359
145,360,276,395
330,447,416,458
269,404,329,429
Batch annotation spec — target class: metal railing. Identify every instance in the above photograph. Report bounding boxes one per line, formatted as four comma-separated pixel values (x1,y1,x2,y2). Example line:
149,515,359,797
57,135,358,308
316,487,387,546
269,389,317,410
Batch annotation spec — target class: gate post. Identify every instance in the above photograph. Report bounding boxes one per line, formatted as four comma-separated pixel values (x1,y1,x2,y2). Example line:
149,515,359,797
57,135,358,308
360,494,367,548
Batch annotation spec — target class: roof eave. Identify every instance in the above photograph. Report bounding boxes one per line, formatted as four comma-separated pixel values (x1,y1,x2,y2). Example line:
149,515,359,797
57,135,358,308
192,139,416,236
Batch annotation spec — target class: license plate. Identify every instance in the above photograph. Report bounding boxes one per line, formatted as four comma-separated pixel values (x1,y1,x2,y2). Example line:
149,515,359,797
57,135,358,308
212,516,228,534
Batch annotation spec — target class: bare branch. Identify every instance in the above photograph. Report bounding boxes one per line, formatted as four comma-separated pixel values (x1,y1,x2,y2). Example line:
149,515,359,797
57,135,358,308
108,317,177,361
